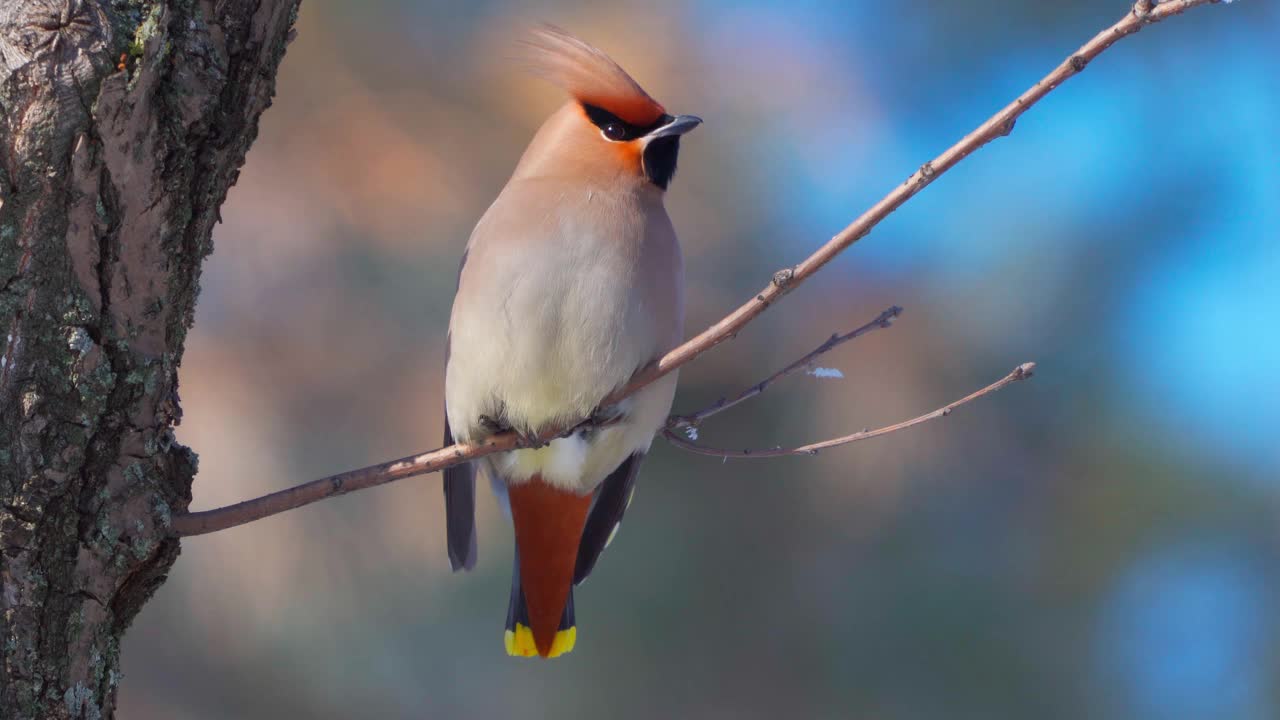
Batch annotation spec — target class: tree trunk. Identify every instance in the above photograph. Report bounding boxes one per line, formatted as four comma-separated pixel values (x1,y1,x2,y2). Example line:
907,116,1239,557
0,1,298,716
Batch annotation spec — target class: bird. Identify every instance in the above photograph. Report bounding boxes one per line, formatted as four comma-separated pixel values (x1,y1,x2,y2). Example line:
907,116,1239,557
442,25,699,659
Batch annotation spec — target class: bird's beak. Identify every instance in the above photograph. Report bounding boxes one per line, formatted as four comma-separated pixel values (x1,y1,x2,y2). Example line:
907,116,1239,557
646,114,703,140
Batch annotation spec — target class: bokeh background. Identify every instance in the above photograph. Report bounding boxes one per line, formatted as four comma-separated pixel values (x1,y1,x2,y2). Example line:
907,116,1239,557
119,0,1279,717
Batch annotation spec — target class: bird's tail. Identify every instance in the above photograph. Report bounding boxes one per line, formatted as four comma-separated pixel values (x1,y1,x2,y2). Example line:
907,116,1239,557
503,475,592,658
505,548,577,658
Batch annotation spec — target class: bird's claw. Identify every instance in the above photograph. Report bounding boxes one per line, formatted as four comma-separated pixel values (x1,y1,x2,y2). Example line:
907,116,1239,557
478,414,552,447
518,429,549,449
587,403,625,427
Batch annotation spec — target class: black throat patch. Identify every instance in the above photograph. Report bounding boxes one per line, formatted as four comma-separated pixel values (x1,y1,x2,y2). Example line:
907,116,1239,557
642,136,680,191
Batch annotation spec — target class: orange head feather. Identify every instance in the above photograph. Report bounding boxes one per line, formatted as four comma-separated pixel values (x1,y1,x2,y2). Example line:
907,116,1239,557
512,25,700,191
521,24,666,127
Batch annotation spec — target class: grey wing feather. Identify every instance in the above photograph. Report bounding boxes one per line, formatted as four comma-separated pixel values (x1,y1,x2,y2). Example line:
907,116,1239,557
443,414,478,571
443,249,478,571
574,452,644,585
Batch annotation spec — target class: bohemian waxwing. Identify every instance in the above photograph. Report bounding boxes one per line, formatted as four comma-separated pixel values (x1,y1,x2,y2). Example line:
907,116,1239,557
442,25,700,658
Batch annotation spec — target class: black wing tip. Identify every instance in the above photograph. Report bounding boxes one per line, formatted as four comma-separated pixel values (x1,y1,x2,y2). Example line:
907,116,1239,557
449,556,477,572
573,452,644,585
442,418,479,572
448,529,479,572
572,559,596,586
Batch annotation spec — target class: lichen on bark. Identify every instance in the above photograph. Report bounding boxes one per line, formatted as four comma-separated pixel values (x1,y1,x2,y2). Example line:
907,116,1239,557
0,1,300,717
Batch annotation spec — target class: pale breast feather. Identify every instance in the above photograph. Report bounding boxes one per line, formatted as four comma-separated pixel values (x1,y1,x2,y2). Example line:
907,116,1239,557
444,180,681,491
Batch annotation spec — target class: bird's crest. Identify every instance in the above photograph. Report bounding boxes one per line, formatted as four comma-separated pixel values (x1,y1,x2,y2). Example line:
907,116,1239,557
521,25,666,127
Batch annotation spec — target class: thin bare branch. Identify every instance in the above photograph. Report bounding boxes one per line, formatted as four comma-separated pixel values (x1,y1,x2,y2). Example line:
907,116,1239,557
662,363,1036,459
600,0,1222,408
169,438,513,536
667,305,902,431
169,0,1224,538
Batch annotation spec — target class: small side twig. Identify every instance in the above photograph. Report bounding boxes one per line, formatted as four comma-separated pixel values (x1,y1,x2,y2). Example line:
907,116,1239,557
668,305,903,432
662,363,1036,459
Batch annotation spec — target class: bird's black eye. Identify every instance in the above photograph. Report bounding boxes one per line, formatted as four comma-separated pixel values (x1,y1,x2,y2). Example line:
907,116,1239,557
602,123,626,141
584,104,656,142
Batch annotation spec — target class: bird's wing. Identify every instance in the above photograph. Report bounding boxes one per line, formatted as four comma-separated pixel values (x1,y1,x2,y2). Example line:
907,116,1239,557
574,452,644,585
443,248,478,572
443,412,478,572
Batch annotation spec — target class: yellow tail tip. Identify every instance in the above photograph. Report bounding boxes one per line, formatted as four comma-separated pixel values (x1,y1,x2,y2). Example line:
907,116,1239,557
504,624,576,658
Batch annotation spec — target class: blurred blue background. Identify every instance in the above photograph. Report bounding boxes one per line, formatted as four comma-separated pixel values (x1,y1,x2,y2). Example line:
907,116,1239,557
119,0,1279,717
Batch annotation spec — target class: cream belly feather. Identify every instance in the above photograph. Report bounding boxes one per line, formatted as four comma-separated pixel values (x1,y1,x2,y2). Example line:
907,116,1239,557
445,177,684,493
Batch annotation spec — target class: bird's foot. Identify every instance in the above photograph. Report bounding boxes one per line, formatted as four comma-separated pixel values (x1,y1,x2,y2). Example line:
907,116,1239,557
479,414,550,448
586,403,626,429
518,428,550,449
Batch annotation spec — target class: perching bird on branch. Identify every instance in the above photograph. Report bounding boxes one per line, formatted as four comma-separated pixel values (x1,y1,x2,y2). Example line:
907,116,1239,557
442,26,700,658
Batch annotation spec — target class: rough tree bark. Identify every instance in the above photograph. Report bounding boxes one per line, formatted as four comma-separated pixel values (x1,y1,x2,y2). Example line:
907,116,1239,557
0,1,298,717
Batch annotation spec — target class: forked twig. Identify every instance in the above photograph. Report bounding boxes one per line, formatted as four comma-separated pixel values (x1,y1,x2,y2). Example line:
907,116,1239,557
662,363,1036,459
667,306,903,433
